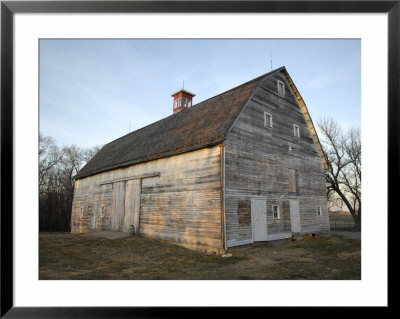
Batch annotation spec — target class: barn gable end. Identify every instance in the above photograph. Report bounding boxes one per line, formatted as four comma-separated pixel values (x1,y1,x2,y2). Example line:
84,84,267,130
223,68,330,247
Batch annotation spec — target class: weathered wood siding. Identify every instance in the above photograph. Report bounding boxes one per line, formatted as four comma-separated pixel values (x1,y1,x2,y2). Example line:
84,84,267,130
71,146,223,253
224,70,330,247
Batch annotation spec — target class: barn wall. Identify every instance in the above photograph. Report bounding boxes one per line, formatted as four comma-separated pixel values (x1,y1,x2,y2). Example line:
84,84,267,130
224,70,330,248
71,146,223,253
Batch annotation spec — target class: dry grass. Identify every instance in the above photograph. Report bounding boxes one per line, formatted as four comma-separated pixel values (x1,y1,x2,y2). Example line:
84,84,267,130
39,232,361,280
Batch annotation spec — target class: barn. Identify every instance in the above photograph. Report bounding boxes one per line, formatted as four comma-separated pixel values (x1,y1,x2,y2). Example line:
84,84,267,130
71,66,330,254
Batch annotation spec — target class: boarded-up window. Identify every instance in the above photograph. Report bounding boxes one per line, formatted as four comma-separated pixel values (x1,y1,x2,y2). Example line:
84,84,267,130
288,168,297,193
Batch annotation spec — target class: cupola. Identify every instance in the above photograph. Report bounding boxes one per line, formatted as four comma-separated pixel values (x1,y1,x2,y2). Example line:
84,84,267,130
171,89,196,114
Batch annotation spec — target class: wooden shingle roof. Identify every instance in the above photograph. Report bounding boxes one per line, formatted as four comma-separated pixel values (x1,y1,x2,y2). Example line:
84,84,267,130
75,68,284,179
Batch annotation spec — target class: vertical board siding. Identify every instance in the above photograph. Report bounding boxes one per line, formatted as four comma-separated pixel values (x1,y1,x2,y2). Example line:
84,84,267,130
71,183,113,232
224,70,329,248
71,146,223,253
123,179,141,233
110,181,126,232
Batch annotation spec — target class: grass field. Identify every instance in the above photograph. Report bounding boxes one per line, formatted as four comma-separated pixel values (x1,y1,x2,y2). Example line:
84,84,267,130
39,232,360,280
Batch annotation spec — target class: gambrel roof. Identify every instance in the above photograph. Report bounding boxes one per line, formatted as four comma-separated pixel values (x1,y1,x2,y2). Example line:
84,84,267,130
75,67,327,179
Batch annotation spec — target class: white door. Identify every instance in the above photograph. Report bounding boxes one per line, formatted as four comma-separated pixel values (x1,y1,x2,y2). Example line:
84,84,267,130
289,199,301,233
251,198,268,242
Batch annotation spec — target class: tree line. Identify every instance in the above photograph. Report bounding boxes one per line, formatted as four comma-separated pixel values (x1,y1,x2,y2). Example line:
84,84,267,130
39,132,101,232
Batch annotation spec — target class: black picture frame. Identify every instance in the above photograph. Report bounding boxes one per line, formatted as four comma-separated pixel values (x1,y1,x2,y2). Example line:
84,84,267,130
1,1,396,317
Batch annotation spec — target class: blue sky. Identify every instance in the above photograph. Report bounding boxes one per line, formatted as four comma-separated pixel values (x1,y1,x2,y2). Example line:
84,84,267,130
39,39,360,148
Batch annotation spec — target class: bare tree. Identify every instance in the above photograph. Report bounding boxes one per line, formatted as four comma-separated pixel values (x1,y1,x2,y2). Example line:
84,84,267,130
83,145,102,163
326,191,346,212
59,145,86,207
39,133,62,195
317,118,361,229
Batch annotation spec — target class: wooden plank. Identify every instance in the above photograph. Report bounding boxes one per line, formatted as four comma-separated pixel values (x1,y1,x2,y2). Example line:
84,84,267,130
288,168,296,192
110,181,125,232
123,179,141,233
123,180,135,232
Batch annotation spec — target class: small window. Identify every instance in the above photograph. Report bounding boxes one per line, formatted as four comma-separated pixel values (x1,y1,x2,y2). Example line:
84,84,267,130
264,112,273,128
293,124,300,138
316,206,321,216
178,97,182,106
277,80,285,96
272,205,280,219
174,99,178,108
183,97,187,107
188,100,191,108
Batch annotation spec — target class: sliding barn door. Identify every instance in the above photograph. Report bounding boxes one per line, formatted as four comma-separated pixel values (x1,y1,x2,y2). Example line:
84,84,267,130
110,181,126,231
123,179,142,233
